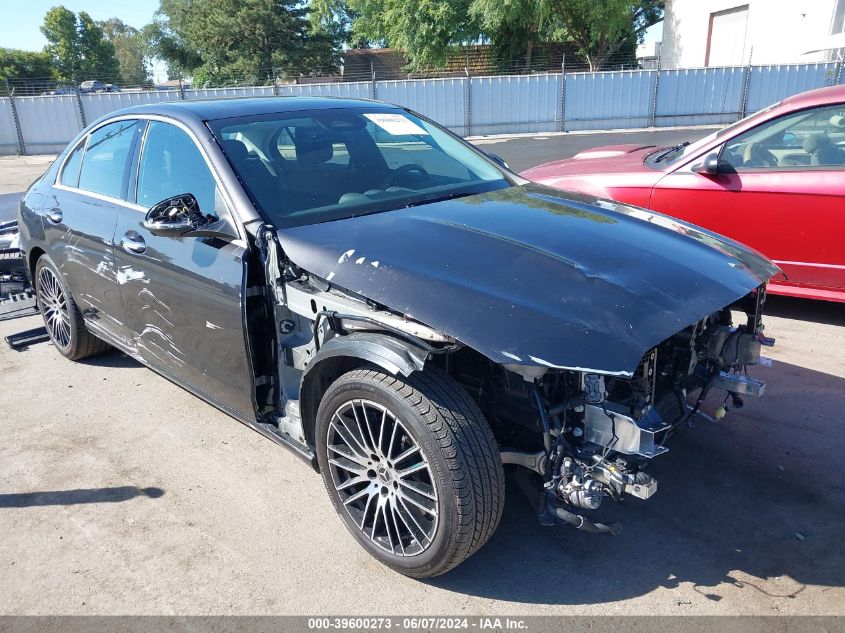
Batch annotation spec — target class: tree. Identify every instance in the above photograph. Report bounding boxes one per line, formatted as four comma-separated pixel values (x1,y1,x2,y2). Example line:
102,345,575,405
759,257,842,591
144,0,342,87
41,6,81,82
549,0,663,70
77,12,120,80
348,0,478,69
0,48,54,81
469,0,563,69
346,0,662,71
40,6,121,83
99,18,150,86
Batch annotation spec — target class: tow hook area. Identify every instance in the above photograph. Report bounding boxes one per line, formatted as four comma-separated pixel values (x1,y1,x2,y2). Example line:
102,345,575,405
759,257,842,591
539,493,622,535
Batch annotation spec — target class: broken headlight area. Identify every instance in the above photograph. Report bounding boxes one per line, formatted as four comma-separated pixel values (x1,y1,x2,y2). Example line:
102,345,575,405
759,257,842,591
452,286,773,534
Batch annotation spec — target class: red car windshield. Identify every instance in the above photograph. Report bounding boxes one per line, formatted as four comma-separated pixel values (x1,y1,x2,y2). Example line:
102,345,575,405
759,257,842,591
648,101,784,167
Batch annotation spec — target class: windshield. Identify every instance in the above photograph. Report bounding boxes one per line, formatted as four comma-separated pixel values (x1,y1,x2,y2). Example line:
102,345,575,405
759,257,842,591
647,101,784,167
208,108,511,227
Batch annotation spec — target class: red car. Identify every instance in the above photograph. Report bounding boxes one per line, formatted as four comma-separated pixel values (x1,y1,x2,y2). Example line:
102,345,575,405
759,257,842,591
523,84,845,303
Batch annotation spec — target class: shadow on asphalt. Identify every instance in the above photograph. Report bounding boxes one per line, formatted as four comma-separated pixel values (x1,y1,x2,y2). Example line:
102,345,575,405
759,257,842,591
0,486,164,508
428,354,845,603
79,348,141,369
764,295,845,327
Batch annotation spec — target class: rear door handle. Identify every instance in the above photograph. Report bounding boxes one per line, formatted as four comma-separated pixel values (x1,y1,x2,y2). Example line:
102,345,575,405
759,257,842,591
46,211,63,224
121,232,146,254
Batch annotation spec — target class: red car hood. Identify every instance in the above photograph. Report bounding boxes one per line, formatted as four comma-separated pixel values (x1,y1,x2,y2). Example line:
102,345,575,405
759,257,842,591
523,144,658,178
521,144,665,200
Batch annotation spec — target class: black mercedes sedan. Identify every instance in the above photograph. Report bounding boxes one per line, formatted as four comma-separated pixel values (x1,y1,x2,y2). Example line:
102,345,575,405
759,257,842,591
18,97,779,577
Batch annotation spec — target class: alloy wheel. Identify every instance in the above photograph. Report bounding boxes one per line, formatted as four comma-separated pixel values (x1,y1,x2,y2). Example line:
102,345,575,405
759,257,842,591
326,399,439,557
38,267,71,350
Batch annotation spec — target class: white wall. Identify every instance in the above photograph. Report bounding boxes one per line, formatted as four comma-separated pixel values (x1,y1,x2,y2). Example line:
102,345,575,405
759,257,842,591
662,0,840,68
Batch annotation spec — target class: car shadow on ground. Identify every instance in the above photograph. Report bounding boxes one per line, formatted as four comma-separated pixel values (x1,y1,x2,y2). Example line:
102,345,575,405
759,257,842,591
764,295,845,327
429,356,845,604
0,486,164,508
78,348,141,369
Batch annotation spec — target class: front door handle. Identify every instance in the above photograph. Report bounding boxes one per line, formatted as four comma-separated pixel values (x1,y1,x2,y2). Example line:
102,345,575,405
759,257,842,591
121,232,146,254
46,210,63,224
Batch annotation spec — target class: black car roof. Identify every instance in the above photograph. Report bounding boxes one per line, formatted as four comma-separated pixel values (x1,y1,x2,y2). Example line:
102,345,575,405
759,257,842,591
117,96,397,122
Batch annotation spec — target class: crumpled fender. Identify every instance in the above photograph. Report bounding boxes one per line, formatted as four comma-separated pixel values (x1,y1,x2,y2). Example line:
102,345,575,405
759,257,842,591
305,331,428,379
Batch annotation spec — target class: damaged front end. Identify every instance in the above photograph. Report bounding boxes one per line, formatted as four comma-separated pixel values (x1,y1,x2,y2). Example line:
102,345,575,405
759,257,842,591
250,185,781,535
494,287,774,533
252,224,776,535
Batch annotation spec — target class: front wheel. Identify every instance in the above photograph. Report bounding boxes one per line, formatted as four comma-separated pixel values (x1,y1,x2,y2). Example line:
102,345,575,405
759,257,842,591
34,256,110,361
316,366,505,578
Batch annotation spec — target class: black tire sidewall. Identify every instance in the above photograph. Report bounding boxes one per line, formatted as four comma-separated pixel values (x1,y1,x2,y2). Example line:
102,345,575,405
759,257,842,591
34,255,80,358
316,372,461,577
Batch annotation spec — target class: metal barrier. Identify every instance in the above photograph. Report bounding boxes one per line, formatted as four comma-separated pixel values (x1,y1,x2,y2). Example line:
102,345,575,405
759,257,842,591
0,61,841,155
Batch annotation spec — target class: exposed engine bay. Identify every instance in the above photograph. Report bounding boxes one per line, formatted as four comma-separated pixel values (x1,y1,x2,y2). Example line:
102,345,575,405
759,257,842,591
251,225,774,535
455,287,773,533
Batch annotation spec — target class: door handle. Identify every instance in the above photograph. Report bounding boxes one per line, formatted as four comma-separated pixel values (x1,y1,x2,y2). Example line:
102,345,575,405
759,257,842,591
46,210,63,224
121,232,146,254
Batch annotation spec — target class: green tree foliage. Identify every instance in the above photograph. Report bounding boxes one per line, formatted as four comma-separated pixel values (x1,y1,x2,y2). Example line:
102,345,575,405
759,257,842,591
0,48,54,81
348,0,662,71
144,0,342,87
98,18,150,86
549,0,663,70
348,0,477,69
41,6,80,82
77,12,120,80
41,6,121,83
469,0,562,68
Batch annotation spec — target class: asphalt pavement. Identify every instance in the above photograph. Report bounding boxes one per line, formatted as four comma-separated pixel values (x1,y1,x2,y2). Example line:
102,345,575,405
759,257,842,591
0,129,842,616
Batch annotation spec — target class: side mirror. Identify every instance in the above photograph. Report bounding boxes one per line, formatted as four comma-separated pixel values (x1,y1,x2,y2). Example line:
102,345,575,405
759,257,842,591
692,153,721,175
143,193,210,235
487,153,510,170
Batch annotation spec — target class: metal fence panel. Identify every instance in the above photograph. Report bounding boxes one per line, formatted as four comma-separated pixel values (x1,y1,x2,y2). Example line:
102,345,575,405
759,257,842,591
745,63,837,112
564,70,655,131
470,74,561,135
655,67,745,127
0,99,19,154
376,78,467,135
14,95,82,154
82,90,182,122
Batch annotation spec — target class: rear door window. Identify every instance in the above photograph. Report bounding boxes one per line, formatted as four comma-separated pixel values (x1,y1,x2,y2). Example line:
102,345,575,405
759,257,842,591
78,120,140,199
59,141,85,187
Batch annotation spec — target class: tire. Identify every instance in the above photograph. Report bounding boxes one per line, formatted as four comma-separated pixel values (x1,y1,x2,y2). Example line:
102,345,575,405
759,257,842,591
315,366,505,578
34,255,110,361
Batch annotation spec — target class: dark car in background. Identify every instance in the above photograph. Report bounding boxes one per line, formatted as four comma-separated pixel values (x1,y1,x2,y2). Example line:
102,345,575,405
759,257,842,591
524,84,845,304
18,97,778,577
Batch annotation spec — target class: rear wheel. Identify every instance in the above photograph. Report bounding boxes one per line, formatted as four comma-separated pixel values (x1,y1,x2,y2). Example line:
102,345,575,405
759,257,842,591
35,256,109,361
316,366,505,578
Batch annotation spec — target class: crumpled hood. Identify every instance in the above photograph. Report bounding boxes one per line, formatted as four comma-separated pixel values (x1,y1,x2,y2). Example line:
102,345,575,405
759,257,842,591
279,184,779,376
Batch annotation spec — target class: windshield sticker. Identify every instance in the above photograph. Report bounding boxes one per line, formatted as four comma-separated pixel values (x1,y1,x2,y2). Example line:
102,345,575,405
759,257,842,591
364,113,429,136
